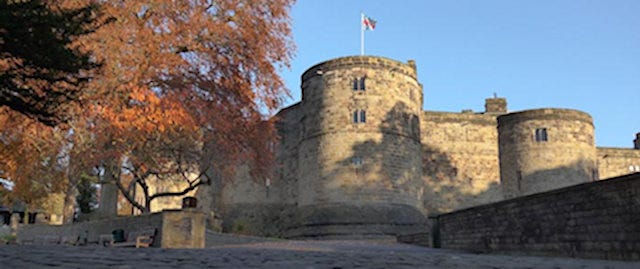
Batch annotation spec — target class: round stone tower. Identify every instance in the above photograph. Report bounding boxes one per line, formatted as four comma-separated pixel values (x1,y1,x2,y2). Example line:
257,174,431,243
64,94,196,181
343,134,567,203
286,56,425,239
498,109,597,198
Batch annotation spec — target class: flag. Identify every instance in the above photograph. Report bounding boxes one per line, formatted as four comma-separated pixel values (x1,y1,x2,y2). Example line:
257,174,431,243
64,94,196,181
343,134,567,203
362,15,376,31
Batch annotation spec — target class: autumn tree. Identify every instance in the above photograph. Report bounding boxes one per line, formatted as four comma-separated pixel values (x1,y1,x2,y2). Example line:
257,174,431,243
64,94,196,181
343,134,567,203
0,0,294,215
72,0,295,213
0,108,68,219
0,0,98,126
0,0,103,222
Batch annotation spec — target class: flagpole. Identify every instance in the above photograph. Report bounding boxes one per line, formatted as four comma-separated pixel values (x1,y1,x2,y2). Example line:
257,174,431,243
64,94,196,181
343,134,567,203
360,12,364,55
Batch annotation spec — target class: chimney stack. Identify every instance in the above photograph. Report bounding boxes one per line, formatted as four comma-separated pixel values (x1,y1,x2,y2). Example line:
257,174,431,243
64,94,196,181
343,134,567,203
485,96,507,114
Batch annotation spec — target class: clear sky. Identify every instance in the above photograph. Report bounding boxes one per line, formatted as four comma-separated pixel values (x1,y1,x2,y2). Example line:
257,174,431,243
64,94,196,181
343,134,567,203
278,0,640,148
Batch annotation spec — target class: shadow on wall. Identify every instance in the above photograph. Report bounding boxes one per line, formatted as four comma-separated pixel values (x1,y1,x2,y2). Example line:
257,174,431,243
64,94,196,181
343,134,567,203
333,102,422,204
421,147,502,215
333,101,503,216
507,159,598,198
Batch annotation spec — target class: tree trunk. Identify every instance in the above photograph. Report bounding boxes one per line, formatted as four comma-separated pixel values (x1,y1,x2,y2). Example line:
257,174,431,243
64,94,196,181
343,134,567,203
98,163,119,218
62,178,76,224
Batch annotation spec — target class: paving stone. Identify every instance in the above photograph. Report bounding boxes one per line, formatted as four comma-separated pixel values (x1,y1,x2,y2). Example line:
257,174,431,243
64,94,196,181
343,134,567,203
1,241,639,268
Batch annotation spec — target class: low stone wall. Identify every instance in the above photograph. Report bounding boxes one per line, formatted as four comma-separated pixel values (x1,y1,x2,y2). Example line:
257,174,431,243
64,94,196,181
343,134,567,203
17,209,205,248
436,173,640,260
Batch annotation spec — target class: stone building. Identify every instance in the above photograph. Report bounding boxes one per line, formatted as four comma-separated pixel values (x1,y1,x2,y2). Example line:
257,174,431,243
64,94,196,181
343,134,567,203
192,55,640,239
71,55,620,240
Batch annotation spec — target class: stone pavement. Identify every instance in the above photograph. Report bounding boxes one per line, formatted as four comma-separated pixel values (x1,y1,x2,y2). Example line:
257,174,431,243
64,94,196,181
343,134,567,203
1,240,639,269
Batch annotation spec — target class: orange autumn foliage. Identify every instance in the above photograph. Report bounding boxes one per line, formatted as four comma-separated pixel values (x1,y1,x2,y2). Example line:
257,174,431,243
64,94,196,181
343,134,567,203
1,0,295,213
0,108,66,210
82,0,293,176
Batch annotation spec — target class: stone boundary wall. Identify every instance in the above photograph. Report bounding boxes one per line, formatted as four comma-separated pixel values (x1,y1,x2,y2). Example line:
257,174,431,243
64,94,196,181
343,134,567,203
436,173,640,260
16,209,205,248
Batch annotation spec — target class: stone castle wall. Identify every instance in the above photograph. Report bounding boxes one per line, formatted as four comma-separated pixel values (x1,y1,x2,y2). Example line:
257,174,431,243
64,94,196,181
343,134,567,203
288,56,426,238
596,147,640,180
178,56,639,239
498,109,597,198
296,56,423,207
421,111,502,214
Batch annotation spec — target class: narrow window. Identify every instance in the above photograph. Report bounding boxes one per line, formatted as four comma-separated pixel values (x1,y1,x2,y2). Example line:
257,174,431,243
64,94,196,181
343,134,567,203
353,110,366,123
535,128,548,142
352,77,366,91
352,156,363,166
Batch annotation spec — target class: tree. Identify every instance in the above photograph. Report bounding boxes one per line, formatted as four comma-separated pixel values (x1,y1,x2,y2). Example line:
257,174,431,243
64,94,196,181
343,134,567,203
0,0,295,215
76,173,97,214
0,0,98,126
74,0,294,213
0,108,67,215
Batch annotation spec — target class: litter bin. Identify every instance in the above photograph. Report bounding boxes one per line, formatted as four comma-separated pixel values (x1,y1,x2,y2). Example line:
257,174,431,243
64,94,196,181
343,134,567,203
112,229,125,243
182,197,197,209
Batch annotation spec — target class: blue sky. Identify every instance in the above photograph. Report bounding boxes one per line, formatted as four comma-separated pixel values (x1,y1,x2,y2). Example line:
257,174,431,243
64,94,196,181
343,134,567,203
278,0,640,148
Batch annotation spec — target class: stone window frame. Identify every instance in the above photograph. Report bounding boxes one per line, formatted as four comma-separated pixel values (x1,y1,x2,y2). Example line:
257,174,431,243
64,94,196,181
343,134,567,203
352,76,366,91
352,109,366,123
534,128,548,142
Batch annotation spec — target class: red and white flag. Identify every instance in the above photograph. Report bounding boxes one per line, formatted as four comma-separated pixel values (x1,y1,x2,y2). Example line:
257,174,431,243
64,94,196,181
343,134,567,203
362,15,377,31
360,12,377,55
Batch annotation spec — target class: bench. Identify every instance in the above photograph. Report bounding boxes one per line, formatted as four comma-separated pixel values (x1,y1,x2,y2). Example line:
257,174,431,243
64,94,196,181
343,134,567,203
110,228,157,248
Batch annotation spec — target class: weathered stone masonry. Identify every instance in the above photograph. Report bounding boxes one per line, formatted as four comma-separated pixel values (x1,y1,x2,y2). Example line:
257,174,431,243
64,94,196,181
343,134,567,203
498,109,597,198
437,173,640,260
196,56,640,239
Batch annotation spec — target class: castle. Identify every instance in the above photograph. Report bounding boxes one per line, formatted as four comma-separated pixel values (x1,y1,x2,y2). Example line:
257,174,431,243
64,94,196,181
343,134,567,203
191,56,640,239
11,56,640,239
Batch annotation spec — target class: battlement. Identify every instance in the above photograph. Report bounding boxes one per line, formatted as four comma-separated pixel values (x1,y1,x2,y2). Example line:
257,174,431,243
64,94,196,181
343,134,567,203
423,110,497,125
498,108,593,127
301,56,417,83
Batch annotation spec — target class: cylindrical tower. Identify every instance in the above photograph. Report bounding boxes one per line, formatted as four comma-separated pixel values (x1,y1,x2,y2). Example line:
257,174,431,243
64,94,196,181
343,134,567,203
287,56,425,239
498,109,597,198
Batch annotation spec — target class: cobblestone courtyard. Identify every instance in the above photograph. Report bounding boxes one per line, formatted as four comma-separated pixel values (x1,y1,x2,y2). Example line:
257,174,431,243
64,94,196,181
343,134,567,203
1,240,638,269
